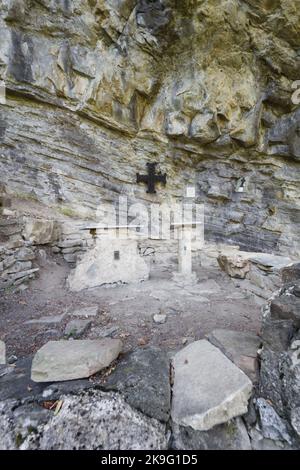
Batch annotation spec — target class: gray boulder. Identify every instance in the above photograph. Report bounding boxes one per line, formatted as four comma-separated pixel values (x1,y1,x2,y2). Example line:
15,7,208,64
102,347,171,423
171,418,251,450
0,390,168,450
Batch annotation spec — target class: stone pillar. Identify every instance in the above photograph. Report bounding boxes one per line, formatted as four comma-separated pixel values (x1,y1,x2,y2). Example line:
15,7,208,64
172,223,198,286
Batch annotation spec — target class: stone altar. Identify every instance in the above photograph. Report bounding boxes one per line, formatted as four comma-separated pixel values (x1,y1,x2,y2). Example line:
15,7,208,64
67,225,149,292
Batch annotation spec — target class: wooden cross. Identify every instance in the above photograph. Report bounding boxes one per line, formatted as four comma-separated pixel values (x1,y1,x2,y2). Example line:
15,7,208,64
136,163,167,194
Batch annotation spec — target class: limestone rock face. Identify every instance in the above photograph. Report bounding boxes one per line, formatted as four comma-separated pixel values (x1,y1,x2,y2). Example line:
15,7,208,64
0,1,299,256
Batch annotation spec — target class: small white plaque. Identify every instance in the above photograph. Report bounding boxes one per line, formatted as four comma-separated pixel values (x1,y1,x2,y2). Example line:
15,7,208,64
186,186,195,198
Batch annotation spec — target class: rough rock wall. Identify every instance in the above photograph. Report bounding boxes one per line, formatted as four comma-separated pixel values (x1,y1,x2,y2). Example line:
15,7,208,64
0,1,299,255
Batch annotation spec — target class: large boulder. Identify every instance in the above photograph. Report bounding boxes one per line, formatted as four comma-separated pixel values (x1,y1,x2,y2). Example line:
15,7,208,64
0,390,168,450
217,252,251,279
171,340,252,431
31,339,122,382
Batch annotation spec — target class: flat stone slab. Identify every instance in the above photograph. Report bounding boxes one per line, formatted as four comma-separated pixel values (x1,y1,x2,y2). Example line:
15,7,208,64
249,254,292,271
31,339,122,383
69,305,99,317
102,347,171,423
26,313,66,325
64,319,91,338
0,341,5,364
206,329,261,381
172,340,252,431
218,250,293,279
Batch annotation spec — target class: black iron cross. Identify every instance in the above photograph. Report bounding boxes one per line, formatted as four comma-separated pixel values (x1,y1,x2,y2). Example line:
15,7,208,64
136,163,167,194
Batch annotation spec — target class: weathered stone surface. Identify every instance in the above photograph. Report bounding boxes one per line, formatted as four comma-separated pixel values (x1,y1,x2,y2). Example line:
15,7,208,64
26,313,66,325
0,341,6,365
102,347,170,423
90,325,119,339
280,347,300,413
172,340,252,431
259,347,285,417
0,390,168,450
256,398,291,444
270,296,300,327
64,319,91,338
0,399,51,450
282,263,300,283
259,286,300,447
31,339,122,383
206,329,261,381
291,407,300,438
262,318,295,352
0,358,47,401
22,219,59,245
219,250,295,299
218,252,250,279
250,254,293,271
293,282,300,298
69,305,99,317
16,247,35,261
172,418,251,450
153,314,167,324
0,341,5,365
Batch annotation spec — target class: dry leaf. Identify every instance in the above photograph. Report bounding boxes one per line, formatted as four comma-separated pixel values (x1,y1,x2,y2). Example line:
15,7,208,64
54,400,63,415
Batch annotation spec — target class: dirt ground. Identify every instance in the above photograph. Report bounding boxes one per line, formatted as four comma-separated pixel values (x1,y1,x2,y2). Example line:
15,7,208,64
0,248,262,360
